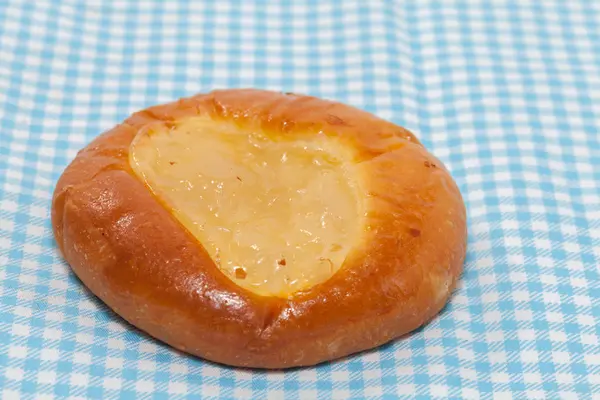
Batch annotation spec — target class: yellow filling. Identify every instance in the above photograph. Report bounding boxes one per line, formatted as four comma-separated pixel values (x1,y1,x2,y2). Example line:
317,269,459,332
130,117,362,297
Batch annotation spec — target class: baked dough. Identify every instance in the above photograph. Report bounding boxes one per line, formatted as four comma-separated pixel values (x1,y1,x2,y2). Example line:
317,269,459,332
52,89,467,368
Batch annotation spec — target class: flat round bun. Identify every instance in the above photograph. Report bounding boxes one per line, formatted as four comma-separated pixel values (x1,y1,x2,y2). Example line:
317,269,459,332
52,89,467,368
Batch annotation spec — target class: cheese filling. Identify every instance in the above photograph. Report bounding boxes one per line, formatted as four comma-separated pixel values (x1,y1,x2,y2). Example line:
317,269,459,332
130,117,362,297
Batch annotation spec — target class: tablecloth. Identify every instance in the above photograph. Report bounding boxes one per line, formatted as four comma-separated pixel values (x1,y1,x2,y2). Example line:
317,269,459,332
1,0,599,398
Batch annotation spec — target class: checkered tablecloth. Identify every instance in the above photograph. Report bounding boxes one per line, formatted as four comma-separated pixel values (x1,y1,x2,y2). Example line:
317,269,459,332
1,0,599,398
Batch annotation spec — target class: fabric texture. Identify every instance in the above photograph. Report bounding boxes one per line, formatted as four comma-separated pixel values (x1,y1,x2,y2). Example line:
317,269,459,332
1,0,599,398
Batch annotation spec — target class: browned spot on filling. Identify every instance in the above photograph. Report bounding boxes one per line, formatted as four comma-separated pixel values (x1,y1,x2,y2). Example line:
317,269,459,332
278,258,287,266
234,267,247,279
169,161,176,165
409,228,421,237
424,161,437,168
330,244,342,252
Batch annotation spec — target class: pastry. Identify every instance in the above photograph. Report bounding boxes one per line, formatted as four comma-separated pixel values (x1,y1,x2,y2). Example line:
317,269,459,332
51,89,467,368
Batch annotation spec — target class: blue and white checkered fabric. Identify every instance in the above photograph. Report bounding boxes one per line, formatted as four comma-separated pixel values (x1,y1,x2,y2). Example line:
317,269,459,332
1,0,599,398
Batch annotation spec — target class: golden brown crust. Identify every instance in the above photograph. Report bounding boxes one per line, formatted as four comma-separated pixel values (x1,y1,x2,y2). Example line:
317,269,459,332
52,89,467,368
